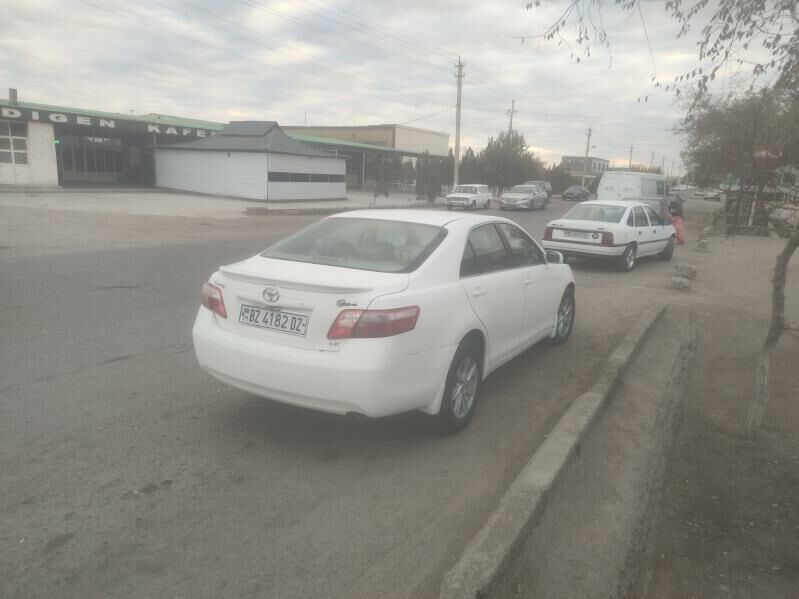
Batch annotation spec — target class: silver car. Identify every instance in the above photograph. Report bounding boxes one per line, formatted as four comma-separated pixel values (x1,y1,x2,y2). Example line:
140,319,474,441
499,183,549,211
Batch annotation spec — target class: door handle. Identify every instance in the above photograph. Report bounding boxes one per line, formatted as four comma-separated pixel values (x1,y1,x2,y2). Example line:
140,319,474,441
470,288,486,298
638,231,643,235
524,279,534,287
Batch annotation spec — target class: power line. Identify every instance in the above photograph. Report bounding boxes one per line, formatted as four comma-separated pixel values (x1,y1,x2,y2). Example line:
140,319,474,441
152,0,446,107
398,106,456,126
72,0,445,111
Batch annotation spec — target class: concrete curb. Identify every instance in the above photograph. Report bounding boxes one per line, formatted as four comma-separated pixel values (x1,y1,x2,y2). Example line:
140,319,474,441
439,303,667,599
245,202,446,216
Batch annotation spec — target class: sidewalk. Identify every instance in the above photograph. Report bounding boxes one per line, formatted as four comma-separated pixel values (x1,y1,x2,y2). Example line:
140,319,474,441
0,188,445,218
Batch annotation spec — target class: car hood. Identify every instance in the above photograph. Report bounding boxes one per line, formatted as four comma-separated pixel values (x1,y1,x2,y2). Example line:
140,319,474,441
501,193,532,200
446,194,476,200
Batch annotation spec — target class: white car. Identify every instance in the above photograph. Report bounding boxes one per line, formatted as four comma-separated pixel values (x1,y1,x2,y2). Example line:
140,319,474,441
542,200,676,272
193,210,575,433
446,184,492,210
499,184,549,210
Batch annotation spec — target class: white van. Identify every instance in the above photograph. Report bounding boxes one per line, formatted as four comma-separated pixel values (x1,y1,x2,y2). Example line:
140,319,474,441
597,171,681,219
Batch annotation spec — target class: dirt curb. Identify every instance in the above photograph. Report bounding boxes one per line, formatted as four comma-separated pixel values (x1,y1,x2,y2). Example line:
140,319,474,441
439,303,667,599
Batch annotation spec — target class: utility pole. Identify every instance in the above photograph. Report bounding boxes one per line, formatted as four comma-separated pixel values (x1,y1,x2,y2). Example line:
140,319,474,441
506,99,516,134
580,126,592,187
628,145,634,169
650,151,655,169
453,57,464,188
661,156,666,176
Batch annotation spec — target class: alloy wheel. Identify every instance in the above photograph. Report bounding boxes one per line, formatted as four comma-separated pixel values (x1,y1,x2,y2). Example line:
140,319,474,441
556,294,575,338
451,355,478,419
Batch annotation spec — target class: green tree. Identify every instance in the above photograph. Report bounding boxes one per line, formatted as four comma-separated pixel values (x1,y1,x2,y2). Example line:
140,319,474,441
547,164,575,193
478,130,545,192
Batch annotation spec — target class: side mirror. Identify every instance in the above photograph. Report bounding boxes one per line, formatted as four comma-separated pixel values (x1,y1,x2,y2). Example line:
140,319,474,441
546,250,564,264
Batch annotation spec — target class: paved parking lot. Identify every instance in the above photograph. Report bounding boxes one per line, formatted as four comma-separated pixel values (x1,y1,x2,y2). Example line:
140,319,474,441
0,197,715,598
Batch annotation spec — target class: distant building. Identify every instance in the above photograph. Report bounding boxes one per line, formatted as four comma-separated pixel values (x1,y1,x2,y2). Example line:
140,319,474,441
283,124,449,156
560,155,610,176
154,121,346,202
0,89,433,194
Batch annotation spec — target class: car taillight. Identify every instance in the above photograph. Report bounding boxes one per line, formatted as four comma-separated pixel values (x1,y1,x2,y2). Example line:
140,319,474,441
201,282,227,318
327,306,420,339
544,227,553,240
601,232,614,246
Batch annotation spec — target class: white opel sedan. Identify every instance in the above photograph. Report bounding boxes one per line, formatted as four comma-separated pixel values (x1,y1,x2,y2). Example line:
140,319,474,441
193,210,576,433
542,200,676,272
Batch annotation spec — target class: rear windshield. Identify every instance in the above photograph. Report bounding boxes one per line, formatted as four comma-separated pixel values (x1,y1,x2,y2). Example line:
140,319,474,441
564,204,626,223
261,218,448,273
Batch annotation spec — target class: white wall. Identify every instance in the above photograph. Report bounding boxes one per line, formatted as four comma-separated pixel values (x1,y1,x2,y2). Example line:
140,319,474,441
155,149,268,199
0,121,59,186
394,126,449,155
268,154,346,201
268,154,344,174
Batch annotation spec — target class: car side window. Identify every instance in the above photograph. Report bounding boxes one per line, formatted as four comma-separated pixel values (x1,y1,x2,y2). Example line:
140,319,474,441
461,225,511,277
497,223,546,267
633,206,649,227
627,210,635,227
643,205,662,226
656,181,665,195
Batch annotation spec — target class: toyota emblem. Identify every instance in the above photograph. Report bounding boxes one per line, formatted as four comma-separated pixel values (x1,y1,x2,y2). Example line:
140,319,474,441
262,286,280,303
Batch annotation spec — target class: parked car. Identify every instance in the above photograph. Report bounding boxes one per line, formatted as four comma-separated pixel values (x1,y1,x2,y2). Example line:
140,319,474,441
499,183,549,210
193,210,575,433
445,184,492,210
525,180,553,202
542,200,676,271
596,171,682,220
562,185,590,201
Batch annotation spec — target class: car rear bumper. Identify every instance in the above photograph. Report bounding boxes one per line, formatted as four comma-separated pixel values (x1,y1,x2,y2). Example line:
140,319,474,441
192,308,453,418
542,240,626,257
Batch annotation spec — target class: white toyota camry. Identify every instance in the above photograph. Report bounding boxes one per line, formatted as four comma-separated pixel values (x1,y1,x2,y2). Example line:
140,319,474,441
542,200,676,272
193,210,575,433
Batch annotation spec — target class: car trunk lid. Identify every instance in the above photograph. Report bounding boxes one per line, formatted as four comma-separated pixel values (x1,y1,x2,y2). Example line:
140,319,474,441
549,219,612,244
212,256,409,352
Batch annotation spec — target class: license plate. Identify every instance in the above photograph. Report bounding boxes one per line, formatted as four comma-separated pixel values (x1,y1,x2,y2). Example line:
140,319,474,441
563,231,590,240
239,304,308,336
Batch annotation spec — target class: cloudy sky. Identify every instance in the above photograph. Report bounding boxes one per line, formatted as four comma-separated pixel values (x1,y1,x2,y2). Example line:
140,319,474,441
1,0,743,172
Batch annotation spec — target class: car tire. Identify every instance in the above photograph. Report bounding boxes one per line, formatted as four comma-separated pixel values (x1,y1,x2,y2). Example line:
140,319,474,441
499,206,506,211
659,236,675,261
446,205,452,211
619,244,637,272
548,288,575,345
436,338,482,434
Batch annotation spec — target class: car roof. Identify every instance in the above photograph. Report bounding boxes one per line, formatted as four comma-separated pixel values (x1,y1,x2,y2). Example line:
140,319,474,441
327,209,500,227
574,200,645,208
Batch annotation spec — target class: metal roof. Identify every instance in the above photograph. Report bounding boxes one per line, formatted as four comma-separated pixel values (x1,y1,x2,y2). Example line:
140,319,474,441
0,99,225,130
288,132,423,156
0,98,434,155
157,121,335,158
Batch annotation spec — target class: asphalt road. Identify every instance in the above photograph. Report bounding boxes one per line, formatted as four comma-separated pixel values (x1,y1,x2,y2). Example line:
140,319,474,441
0,198,714,599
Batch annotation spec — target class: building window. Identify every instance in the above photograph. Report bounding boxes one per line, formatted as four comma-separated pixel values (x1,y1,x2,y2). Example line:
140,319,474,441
268,171,291,182
269,171,345,183
0,120,28,165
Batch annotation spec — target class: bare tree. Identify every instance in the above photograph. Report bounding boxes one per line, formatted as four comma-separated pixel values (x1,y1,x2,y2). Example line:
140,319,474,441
521,0,799,98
